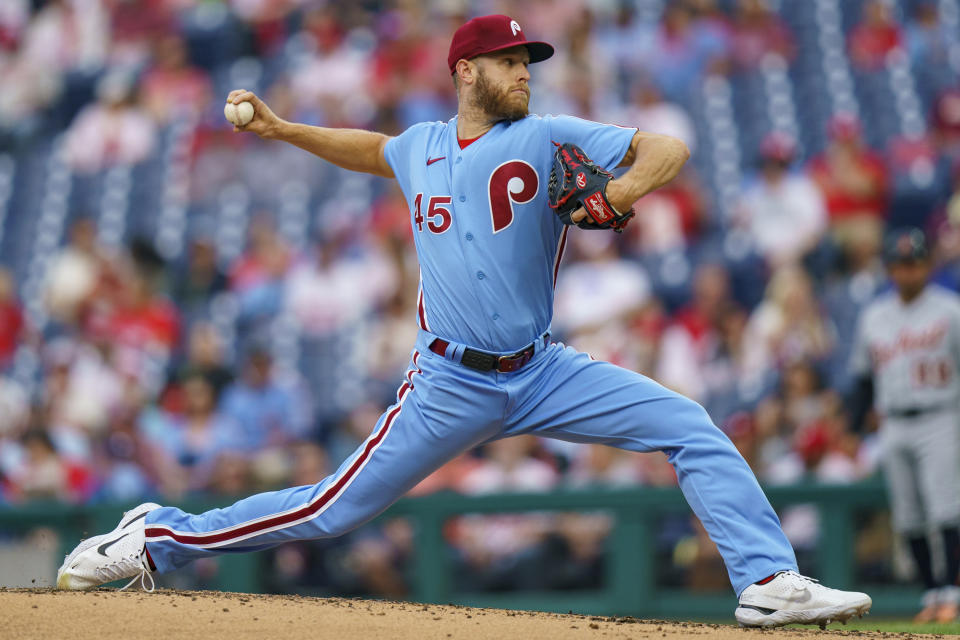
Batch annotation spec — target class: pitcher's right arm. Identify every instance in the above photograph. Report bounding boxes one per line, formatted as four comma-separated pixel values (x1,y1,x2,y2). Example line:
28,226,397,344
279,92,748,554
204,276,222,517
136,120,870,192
226,90,394,179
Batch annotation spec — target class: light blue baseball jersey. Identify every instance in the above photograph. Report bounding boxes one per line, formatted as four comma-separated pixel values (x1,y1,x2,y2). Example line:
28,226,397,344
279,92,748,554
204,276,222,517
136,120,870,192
383,114,636,352
142,112,798,600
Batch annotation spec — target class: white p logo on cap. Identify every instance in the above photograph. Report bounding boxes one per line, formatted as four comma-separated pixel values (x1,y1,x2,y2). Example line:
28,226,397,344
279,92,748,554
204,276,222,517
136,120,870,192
510,20,521,36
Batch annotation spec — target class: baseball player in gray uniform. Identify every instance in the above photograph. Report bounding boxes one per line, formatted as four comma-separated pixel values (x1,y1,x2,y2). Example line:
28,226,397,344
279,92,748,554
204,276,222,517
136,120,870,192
849,228,960,622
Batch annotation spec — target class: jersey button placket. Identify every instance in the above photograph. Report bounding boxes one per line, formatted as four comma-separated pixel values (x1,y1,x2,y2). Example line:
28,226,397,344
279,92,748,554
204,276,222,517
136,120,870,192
451,140,495,343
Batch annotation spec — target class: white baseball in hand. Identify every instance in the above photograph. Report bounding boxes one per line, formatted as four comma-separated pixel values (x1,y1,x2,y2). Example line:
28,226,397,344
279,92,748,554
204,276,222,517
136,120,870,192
224,101,255,126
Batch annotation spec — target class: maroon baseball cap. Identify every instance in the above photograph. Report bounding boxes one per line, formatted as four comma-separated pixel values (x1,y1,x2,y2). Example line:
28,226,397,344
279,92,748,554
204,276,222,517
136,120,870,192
447,14,554,75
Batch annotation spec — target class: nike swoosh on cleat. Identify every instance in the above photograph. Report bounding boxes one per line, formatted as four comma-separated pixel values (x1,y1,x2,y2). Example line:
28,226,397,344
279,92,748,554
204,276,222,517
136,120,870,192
97,532,131,557
426,156,446,166
764,590,813,604
122,511,150,529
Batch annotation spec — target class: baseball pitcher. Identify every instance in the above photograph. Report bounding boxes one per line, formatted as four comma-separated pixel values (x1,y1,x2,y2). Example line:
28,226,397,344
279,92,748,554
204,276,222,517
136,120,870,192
57,14,870,627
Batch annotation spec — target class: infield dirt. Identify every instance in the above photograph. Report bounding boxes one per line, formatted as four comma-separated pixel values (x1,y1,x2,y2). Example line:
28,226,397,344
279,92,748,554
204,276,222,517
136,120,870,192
0,588,940,640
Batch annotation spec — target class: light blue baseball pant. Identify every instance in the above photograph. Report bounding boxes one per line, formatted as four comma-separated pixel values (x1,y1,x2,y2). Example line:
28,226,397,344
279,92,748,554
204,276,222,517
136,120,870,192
144,330,797,595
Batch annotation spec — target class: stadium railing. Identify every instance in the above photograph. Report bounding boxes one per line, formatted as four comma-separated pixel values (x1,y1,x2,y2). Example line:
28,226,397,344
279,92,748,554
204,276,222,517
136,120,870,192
0,479,921,618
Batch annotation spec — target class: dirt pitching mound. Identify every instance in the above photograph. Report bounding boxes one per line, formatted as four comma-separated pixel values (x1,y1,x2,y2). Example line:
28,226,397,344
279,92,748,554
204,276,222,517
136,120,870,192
0,588,930,640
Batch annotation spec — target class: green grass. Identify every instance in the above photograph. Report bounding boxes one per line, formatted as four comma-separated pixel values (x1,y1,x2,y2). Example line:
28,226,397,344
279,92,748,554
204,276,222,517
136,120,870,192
785,619,960,634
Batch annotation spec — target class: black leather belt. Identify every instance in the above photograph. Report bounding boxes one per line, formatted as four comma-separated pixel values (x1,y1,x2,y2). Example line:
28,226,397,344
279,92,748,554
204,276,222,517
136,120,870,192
887,406,945,419
429,335,546,373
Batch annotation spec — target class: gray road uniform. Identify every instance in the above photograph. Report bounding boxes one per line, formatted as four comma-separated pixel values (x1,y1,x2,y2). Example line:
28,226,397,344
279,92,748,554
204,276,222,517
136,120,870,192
850,284,960,535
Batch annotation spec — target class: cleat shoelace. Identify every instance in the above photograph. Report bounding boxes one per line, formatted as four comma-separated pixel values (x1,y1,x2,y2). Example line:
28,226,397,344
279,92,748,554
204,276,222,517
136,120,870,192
96,552,154,593
120,569,154,593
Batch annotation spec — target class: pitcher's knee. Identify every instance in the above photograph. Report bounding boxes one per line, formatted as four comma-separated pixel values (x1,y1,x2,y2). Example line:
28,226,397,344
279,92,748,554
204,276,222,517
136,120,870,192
662,394,742,455
667,395,719,432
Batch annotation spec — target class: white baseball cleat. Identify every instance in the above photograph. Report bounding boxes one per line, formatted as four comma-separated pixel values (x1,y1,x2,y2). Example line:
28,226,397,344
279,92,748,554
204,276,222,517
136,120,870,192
56,502,161,591
735,570,872,628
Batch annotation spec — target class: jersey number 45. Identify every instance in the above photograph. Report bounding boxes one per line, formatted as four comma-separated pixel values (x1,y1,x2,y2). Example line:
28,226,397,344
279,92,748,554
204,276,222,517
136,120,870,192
413,160,539,235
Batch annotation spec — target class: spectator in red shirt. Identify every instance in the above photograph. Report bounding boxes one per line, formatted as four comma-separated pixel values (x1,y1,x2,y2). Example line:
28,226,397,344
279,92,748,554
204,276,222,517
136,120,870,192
0,268,23,368
657,264,744,405
808,113,889,259
140,34,213,124
729,0,796,70
106,268,180,354
106,0,176,67
624,169,705,255
848,0,903,71
0,0,26,52
933,87,960,165
9,429,94,503
229,0,298,56
672,263,738,349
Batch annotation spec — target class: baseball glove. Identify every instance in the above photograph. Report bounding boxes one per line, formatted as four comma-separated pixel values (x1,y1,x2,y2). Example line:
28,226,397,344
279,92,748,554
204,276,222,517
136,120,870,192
547,142,634,232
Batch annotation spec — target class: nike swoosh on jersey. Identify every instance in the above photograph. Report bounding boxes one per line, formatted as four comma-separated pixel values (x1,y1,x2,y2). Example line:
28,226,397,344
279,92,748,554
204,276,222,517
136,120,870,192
97,532,131,556
426,156,446,166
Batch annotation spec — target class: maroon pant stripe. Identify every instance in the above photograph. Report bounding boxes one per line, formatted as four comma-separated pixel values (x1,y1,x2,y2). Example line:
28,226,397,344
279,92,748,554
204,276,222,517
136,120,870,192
145,382,411,546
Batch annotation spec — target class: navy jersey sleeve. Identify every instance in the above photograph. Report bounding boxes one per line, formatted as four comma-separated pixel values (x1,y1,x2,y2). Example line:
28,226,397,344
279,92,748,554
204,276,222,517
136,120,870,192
545,115,637,172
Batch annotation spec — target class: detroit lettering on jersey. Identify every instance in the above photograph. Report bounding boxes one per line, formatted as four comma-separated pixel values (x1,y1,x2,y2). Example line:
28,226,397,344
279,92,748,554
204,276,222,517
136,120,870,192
851,285,960,412
384,114,636,353
869,321,949,369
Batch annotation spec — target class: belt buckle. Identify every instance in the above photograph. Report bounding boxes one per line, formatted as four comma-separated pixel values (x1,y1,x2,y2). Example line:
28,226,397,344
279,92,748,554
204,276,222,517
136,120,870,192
497,347,532,373
461,349,496,371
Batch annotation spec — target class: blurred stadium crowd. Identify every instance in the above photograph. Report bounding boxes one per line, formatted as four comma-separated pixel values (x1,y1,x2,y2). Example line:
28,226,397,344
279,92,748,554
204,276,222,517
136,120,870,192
1,0,960,594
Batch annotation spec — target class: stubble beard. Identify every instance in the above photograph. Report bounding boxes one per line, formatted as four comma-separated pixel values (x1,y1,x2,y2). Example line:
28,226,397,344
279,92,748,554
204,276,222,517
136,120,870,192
473,69,529,121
